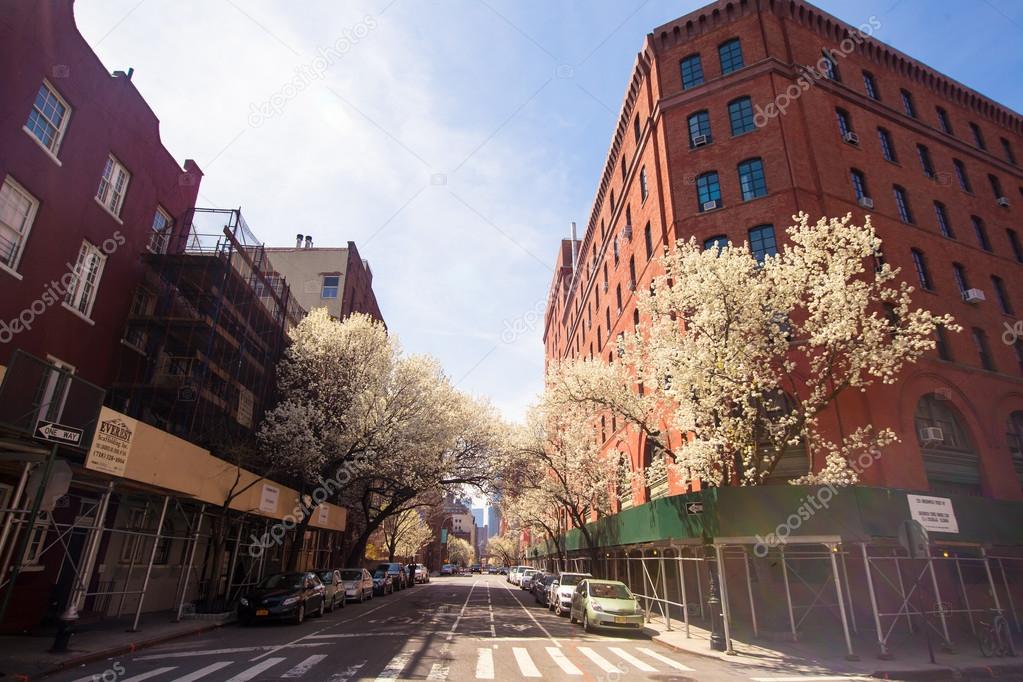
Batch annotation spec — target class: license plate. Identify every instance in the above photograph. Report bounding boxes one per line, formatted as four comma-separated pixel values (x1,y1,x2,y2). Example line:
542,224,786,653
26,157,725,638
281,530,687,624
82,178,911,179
256,609,269,616
614,616,627,624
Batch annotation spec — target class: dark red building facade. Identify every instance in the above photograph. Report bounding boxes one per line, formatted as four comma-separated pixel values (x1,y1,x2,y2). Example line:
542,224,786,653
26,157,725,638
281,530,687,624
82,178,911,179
544,0,1023,505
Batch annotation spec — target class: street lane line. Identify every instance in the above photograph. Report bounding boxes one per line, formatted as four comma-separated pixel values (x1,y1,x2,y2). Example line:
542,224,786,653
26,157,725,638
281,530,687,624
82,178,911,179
546,647,582,675
305,632,414,639
475,648,494,679
608,647,656,672
498,580,560,647
282,654,327,677
224,657,285,682
326,660,366,682
577,647,622,673
512,647,541,678
121,669,177,682
749,677,874,681
137,643,328,660
169,662,234,681
636,647,695,671
446,579,480,641
374,650,413,681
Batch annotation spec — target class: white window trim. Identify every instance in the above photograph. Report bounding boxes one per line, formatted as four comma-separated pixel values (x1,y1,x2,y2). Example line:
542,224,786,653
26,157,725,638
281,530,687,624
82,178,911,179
21,126,63,167
63,241,106,321
0,175,40,275
148,206,173,253
94,195,124,225
95,154,130,221
26,79,71,157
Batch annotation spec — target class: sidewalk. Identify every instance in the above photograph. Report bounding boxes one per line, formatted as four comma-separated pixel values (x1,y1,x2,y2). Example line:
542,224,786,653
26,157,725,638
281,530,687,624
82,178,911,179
643,614,1023,680
0,612,233,680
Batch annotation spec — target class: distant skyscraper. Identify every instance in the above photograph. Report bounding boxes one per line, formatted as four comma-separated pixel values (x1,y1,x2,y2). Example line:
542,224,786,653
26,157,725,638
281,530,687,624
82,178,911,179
487,505,501,539
471,506,486,529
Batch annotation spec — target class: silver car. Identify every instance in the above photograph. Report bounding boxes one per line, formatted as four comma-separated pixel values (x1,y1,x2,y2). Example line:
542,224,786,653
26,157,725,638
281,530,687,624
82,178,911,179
519,568,539,590
340,568,373,602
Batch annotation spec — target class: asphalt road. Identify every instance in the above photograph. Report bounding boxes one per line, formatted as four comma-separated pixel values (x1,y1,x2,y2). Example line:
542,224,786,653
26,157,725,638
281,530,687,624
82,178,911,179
48,575,869,681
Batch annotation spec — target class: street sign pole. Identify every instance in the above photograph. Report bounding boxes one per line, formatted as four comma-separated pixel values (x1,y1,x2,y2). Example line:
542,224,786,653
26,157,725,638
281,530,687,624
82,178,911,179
0,444,57,623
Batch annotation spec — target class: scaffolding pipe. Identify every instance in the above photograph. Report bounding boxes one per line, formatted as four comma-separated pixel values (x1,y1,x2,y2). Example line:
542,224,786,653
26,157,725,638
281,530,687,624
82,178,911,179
840,548,858,634
954,557,975,635
998,559,1020,632
68,482,113,613
744,549,758,638
714,545,735,655
131,495,169,632
894,551,914,633
0,461,32,575
659,556,671,631
981,547,1003,614
861,544,888,658
926,556,952,648
118,502,150,617
695,551,705,617
224,518,244,601
176,504,206,621
781,546,797,642
828,545,856,660
677,551,690,638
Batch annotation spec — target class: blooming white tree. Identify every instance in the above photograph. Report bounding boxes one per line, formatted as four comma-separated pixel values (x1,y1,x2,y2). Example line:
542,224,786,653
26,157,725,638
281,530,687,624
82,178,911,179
547,213,958,487
485,532,520,566
381,507,434,562
446,536,475,567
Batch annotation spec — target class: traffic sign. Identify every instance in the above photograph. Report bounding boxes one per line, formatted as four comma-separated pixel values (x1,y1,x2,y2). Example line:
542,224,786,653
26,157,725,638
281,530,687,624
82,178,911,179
35,420,84,446
685,501,704,515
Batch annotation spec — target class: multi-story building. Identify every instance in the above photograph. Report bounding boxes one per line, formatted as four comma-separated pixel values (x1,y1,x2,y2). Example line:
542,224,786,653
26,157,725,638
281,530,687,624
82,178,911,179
544,0,1023,506
265,239,383,325
486,504,502,540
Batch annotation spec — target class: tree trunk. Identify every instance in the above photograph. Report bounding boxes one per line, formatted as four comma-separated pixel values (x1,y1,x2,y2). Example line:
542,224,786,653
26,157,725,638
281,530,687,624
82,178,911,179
285,505,314,571
199,506,231,612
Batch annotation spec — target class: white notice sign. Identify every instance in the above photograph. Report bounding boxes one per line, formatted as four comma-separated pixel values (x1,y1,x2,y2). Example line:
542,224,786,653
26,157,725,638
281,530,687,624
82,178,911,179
317,505,329,525
259,484,280,514
907,494,959,533
85,407,137,476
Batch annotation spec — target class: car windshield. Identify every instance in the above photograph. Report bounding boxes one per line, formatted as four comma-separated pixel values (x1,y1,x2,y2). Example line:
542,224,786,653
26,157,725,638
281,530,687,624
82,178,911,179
373,569,387,578
377,564,396,572
340,570,362,581
258,573,304,590
318,572,333,584
589,582,632,599
559,574,586,587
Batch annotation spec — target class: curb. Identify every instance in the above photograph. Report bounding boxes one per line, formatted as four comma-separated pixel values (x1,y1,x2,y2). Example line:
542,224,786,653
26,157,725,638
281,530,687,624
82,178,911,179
14,619,233,681
647,630,1023,680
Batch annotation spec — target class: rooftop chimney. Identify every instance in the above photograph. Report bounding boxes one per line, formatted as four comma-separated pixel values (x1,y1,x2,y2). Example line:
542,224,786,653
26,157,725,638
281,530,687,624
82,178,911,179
305,235,313,249
296,233,304,248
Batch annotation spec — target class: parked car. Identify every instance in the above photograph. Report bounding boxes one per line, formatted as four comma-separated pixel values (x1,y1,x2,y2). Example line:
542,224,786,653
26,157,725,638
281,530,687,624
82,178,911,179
372,568,394,596
340,568,374,603
314,568,346,612
486,566,499,575
409,564,430,583
440,563,455,576
376,562,408,590
534,573,557,606
520,568,539,590
470,564,482,573
548,572,592,616
238,571,326,625
499,567,508,575
508,566,527,585
570,579,644,633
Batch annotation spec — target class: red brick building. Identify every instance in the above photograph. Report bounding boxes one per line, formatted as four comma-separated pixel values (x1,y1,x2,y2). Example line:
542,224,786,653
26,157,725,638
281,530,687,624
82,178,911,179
543,0,1023,506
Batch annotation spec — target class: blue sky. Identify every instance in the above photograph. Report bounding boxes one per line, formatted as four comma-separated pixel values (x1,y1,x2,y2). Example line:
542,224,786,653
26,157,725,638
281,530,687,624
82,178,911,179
76,0,1023,423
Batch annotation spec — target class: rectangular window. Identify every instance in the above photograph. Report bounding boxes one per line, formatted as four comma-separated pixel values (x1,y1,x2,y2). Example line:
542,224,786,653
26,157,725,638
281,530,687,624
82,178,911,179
696,172,721,210
969,122,986,150
644,222,653,259
936,107,953,135
893,186,913,223
748,224,777,263
934,202,954,239
900,89,916,118
989,174,1004,200
25,80,70,155
728,97,756,135
688,110,712,146
0,176,39,272
738,158,767,200
64,241,106,318
148,207,172,254
952,263,969,295
878,128,897,162
821,50,840,81
992,276,1013,315
1008,229,1023,263
911,249,932,290
917,144,934,177
640,167,648,202
862,71,879,100
96,155,130,217
953,159,971,192
972,328,995,371
1001,137,1017,165
835,109,852,136
633,115,641,143
718,38,744,75
850,169,868,200
935,326,952,361
971,216,992,252
680,54,704,90
321,275,340,298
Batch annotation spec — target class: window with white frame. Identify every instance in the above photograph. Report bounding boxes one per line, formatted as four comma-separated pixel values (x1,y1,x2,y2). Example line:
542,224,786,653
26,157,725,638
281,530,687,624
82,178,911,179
95,155,130,217
321,275,340,299
39,357,75,423
0,176,39,272
65,241,107,318
25,80,71,155
148,206,172,253
119,507,147,563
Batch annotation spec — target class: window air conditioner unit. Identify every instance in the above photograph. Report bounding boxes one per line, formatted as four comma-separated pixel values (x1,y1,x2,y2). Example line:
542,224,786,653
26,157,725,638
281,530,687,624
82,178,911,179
858,196,874,209
602,281,608,293
963,288,985,304
919,426,943,443
997,196,1010,208
692,134,709,147
627,279,637,291
622,223,633,240
842,131,860,145
702,200,719,211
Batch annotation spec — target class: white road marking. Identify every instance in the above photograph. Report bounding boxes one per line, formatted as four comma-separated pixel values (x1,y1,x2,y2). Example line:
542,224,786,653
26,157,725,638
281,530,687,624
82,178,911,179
446,579,480,641
749,678,874,681
137,643,328,660
512,647,541,678
326,660,366,682
374,650,413,681
281,654,327,678
305,632,414,639
608,646,657,672
545,647,582,675
168,661,234,681
224,657,285,682
577,646,622,673
499,580,561,647
122,669,178,682
636,647,695,671
426,662,449,680
475,647,495,679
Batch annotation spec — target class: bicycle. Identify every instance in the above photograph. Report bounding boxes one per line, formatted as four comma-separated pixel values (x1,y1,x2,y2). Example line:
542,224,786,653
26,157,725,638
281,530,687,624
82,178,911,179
978,610,1016,658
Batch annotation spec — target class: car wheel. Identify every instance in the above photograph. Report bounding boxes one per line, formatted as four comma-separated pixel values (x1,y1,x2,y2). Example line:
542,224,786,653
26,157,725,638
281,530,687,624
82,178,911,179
555,603,563,616
583,611,592,633
327,595,334,613
316,599,326,618
570,611,577,624
358,589,365,603
294,603,305,625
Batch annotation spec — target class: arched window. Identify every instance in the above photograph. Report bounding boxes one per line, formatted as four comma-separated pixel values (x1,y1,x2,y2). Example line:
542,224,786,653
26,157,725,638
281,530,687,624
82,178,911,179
718,38,744,75
680,54,704,89
643,439,669,501
748,224,777,263
759,391,809,482
696,171,721,211
703,234,728,252
1007,411,1023,487
915,393,982,495
688,110,712,147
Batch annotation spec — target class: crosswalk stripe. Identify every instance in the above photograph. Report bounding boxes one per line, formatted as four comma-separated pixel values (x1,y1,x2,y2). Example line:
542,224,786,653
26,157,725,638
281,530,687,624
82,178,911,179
512,647,541,678
545,647,582,675
282,654,327,678
169,662,234,681
326,660,366,682
427,662,449,680
577,647,621,673
608,647,657,673
375,650,413,681
636,647,695,671
122,669,178,682
475,648,495,679
224,657,285,682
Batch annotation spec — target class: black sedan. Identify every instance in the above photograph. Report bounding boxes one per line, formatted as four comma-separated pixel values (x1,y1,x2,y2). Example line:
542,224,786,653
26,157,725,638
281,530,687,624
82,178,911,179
238,572,326,625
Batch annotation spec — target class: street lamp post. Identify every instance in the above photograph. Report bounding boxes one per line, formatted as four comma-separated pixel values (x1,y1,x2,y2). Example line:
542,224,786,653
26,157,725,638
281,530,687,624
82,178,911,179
707,562,726,651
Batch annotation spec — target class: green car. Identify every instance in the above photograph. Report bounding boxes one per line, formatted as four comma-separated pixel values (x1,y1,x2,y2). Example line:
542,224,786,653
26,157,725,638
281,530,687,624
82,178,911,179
569,579,645,633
